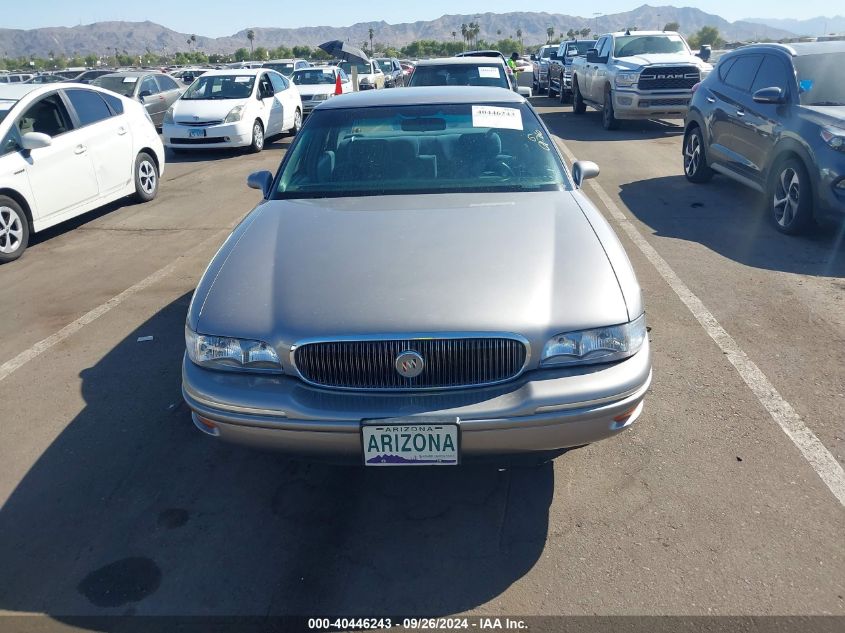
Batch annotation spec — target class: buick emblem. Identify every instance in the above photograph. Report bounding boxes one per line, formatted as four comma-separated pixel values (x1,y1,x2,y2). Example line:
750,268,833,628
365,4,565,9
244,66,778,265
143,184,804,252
395,350,425,378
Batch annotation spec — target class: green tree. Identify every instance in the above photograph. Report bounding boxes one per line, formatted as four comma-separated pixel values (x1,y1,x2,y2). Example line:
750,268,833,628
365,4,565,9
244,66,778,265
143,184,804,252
580,27,591,38
292,45,312,58
566,29,575,39
234,47,250,62
460,23,468,50
368,27,375,55
254,46,268,60
246,29,255,58
688,25,724,49
663,21,680,32
84,54,97,67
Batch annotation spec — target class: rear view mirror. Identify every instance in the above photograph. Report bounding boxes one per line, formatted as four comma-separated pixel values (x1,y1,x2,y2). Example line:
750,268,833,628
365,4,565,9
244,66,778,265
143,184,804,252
752,86,786,105
572,160,600,187
20,132,52,151
247,170,273,197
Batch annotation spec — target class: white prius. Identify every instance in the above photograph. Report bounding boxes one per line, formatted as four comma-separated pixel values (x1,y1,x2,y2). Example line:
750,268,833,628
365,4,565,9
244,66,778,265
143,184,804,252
162,69,303,153
0,83,164,263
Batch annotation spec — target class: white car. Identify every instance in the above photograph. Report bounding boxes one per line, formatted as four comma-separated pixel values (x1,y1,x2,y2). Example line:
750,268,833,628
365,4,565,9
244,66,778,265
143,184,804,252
0,84,164,263
162,69,302,153
290,66,352,115
337,60,385,90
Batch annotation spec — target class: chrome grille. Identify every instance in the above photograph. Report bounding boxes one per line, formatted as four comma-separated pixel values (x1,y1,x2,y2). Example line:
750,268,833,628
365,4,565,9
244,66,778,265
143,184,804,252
293,336,528,391
178,120,223,127
637,66,700,90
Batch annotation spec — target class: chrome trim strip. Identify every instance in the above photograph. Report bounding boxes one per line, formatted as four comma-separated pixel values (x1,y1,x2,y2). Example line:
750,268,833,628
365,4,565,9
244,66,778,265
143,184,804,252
288,332,532,392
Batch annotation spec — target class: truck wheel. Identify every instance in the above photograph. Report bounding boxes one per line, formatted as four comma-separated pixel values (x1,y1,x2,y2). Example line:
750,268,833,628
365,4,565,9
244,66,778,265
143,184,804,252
602,88,619,130
532,75,539,93
572,80,586,114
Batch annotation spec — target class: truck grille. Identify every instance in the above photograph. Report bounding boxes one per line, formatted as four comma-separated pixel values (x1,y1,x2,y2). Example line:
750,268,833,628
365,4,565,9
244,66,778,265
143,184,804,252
293,336,529,391
637,66,700,90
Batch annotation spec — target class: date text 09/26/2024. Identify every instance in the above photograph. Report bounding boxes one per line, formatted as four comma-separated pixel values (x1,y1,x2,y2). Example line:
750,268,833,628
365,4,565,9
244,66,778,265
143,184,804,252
307,618,528,630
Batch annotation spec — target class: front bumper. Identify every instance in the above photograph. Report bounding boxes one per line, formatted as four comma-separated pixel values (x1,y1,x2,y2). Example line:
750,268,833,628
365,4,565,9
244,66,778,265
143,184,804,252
181,339,652,461
163,120,253,149
815,151,845,217
612,89,692,119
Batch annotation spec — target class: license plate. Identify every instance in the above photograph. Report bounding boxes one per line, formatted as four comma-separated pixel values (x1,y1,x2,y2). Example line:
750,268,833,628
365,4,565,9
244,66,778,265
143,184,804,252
362,418,459,466
188,129,206,138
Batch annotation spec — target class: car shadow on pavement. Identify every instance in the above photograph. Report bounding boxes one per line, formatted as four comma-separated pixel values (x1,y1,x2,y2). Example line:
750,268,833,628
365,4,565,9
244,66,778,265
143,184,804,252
536,103,686,142
0,292,552,620
619,175,845,277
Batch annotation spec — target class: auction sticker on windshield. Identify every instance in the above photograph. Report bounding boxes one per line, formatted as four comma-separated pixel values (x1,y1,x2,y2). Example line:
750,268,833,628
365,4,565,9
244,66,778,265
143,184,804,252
478,66,501,78
362,418,459,466
472,105,522,130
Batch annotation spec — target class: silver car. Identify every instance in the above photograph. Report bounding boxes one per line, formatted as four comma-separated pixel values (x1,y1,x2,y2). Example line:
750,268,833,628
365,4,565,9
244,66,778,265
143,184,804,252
92,71,182,127
182,87,651,466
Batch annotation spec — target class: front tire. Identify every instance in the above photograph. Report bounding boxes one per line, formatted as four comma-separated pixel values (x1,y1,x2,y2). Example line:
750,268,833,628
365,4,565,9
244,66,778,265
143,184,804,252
249,120,265,153
0,196,30,264
770,157,813,235
133,152,159,203
683,126,713,183
289,108,302,136
602,88,619,130
573,80,586,114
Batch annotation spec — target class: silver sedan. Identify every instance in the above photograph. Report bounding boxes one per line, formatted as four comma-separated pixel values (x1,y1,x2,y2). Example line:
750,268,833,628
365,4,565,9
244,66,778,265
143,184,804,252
182,87,651,466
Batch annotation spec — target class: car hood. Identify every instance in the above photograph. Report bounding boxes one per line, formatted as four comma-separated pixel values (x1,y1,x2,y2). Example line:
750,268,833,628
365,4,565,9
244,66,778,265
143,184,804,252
192,191,633,367
172,98,248,121
800,104,845,126
615,53,709,71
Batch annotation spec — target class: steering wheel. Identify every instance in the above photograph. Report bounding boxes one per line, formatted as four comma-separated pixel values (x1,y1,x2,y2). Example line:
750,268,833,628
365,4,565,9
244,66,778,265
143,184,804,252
483,161,515,179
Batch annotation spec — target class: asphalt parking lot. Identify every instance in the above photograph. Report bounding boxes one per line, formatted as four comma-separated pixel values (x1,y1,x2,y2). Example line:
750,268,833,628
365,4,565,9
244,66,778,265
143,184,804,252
0,94,843,622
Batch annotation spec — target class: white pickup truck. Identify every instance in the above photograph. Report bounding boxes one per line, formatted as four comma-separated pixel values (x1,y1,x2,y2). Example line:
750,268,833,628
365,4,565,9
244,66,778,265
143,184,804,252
570,30,712,130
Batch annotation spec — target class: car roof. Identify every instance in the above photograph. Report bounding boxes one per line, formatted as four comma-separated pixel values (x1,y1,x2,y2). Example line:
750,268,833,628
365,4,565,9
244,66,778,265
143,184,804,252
608,30,681,36
293,66,333,73
264,59,306,64
198,69,265,77
0,84,45,100
734,41,845,56
416,57,506,66
319,86,524,109
98,70,157,78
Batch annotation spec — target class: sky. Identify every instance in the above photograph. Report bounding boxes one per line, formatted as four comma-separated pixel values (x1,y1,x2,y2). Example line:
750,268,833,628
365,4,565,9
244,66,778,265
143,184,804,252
4,1,841,36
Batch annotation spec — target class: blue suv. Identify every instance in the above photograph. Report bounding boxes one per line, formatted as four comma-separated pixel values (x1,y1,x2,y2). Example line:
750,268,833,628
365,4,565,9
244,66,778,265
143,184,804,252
683,42,845,234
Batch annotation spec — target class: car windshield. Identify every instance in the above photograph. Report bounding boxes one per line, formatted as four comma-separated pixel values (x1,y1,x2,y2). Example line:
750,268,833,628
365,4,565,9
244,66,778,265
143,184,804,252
273,102,569,199
264,63,295,76
376,60,393,72
293,70,335,85
614,34,689,56
539,46,556,59
182,75,255,99
0,99,16,124
339,61,371,75
408,64,510,89
567,41,596,55
794,52,845,106
92,76,137,97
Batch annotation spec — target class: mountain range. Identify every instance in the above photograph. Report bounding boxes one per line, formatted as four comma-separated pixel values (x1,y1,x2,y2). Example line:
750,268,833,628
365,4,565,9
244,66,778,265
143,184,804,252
0,4,804,58
744,15,845,37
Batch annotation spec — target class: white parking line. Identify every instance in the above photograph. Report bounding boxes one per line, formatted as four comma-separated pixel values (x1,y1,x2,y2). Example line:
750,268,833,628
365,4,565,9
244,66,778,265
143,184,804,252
555,137,845,507
0,229,230,384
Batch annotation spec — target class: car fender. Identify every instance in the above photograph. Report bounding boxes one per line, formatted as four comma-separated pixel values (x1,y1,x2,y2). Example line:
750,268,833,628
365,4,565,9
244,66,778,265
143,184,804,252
766,135,819,194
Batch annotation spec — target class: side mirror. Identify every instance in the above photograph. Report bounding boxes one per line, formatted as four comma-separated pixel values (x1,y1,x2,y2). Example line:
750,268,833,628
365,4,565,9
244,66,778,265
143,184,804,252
530,54,537,61
517,86,532,98
572,160,600,187
20,132,52,151
586,49,599,63
138,90,152,99
247,170,273,197
752,87,786,105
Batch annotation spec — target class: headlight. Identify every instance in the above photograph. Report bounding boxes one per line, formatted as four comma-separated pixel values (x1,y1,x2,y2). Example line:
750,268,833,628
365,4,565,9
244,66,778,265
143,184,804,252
821,126,845,152
185,327,282,373
311,93,329,101
540,314,647,367
163,106,174,125
615,72,640,87
224,105,245,123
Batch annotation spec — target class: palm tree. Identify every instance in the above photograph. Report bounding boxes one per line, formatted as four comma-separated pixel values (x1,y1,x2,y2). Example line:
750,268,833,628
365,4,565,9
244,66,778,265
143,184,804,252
546,26,555,43
516,27,523,50
190,34,197,49
451,30,457,41
246,29,255,58
580,27,591,38
368,27,374,55
460,23,468,50
469,22,480,48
